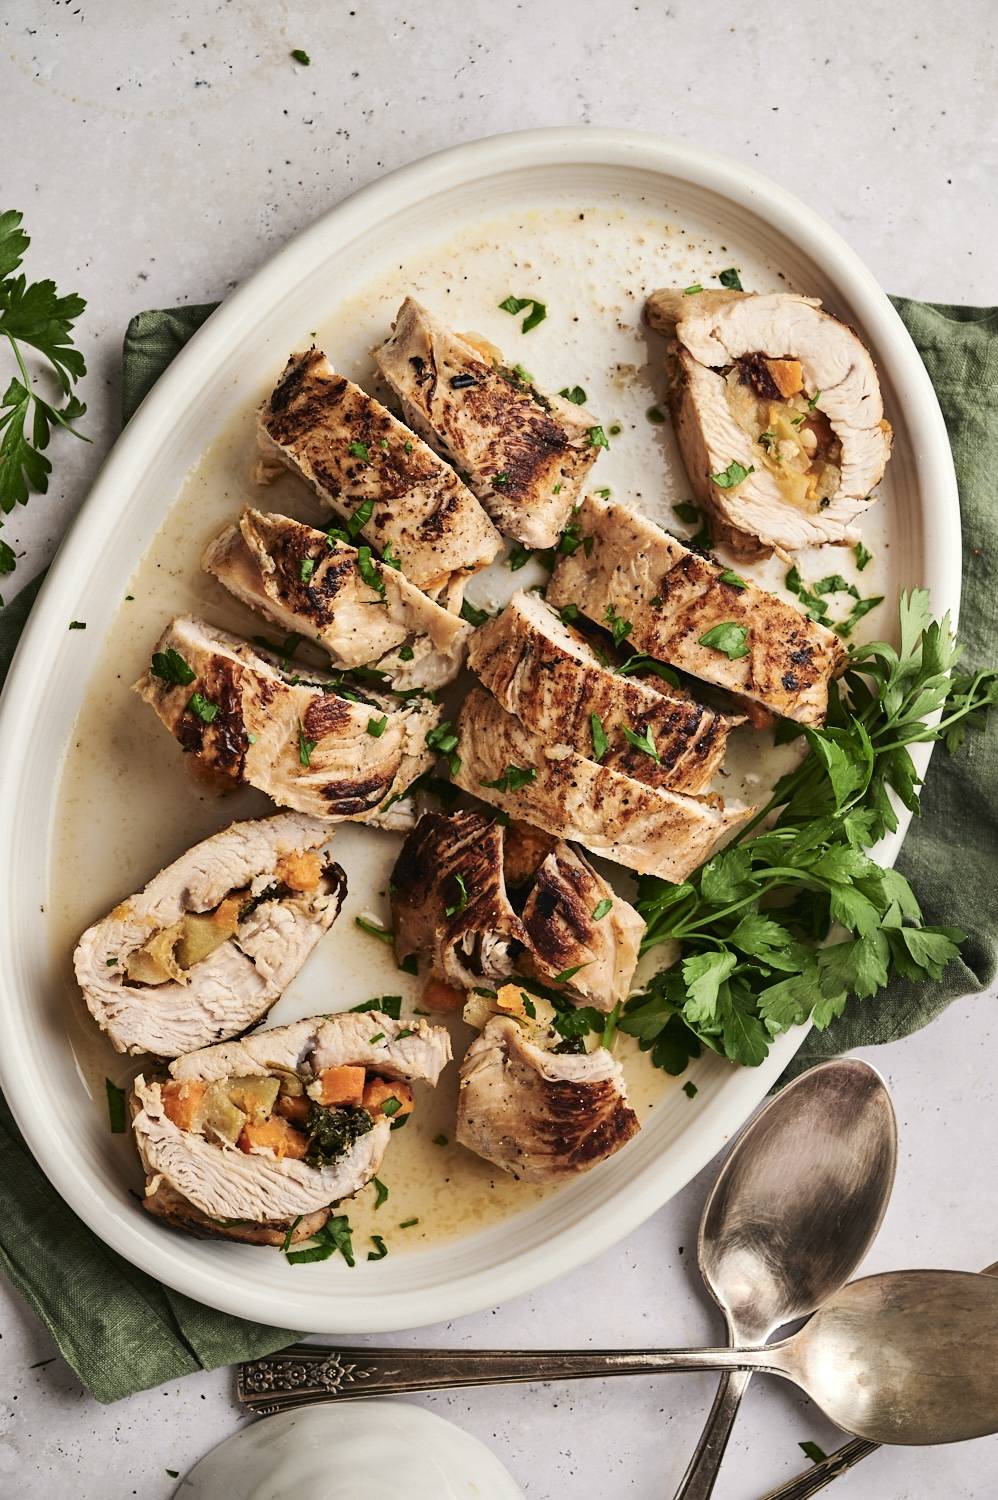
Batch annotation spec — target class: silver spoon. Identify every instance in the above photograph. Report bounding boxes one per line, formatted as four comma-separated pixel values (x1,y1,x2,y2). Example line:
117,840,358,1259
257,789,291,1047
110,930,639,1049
238,1268,998,1445
756,1258,998,1500
674,1056,897,1500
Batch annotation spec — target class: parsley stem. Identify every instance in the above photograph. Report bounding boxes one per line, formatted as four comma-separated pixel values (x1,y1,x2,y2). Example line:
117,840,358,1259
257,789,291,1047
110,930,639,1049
5,332,89,441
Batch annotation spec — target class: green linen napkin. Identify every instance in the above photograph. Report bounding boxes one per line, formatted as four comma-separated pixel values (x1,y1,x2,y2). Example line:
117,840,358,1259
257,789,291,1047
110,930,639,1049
0,297,995,1403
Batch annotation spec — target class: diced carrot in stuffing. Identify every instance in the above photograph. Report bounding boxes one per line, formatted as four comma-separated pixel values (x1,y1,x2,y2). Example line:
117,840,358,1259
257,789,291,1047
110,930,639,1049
421,976,466,1011
276,849,323,892
764,358,804,398
274,1092,310,1126
237,1116,308,1160
363,1077,414,1117
314,1064,366,1106
161,1079,208,1131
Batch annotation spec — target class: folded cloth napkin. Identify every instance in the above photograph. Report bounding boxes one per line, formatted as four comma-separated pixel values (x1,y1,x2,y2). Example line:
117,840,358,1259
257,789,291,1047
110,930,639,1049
0,298,995,1403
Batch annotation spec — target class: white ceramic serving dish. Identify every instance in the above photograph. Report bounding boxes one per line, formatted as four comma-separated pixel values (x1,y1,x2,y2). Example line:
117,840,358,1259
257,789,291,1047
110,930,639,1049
0,129,960,1333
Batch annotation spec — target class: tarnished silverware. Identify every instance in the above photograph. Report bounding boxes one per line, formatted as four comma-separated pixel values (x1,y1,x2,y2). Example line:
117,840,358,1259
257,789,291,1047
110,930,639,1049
755,1258,998,1500
674,1058,896,1500
238,1269,998,1447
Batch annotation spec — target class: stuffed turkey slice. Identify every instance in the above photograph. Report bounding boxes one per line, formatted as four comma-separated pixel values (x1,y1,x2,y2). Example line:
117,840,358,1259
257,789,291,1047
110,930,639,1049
467,589,741,794
202,508,472,690
456,1013,639,1181
645,287,892,555
546,494,844,726
390,809,643,1009
454,687,752,882
75,812,345,1058
373,298,602,549
133,1012,451,1246
134,616,440,822
257,349,501,608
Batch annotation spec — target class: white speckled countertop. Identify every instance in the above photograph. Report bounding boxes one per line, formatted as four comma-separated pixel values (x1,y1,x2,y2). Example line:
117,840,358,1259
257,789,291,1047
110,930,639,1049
1,2,996,1496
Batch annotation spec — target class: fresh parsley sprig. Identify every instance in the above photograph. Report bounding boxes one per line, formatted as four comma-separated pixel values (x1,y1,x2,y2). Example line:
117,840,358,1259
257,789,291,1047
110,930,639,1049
622,591,998,1072
0,211,88,597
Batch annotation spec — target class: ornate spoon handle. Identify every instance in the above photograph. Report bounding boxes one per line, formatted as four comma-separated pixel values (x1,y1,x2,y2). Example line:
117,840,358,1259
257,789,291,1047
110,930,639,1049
237,1342,767,1415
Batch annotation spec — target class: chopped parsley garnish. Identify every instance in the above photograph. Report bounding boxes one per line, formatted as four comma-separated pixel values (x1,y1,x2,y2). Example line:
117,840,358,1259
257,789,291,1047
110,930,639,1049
68,619,85,630
460,597,490,627
559,603,580,624
590,711,610,762
672,502,700,524
299,557,315,583
604,603,632,646
354,916,395,945
404,440,413,453
507,543,533,572
594,486,612,497
481,764,536,792
351,994,402,1018
285,1212,357,1266
356,545,386,601
683,1080,698,1098
718,267,743,290
399,953,419,975
623,724,660,762
553,962,590,984
799,1442,828,1464
382,543,401,570
498,295,547,333
347,498,374,536
511,362,534,384
698,622,750,659
398,644,416,660
807,389,821,410
399,1217,419,1229
588,425,610,450
719,568,748,590
298,720,317,766
372,1176,389,1209
105,1079,127,1133
711,460,754,489
366,714,388,738
445,872,469,917
290,48,311,65
758,430,777,452
426,719,460,776
380,1096,402,1117
855,541,873,571
559,385,587,404
616,655,680,686
367,1235,389,1261
347,439,370,461
645,405,666,424
683,283,703,295
592,897,613,921
608,422,622,436
187,691,219,724
432,1133,448,1147
151,648,196,686
493,471,510,487
395,1027,415,1040
368,1032,386,1045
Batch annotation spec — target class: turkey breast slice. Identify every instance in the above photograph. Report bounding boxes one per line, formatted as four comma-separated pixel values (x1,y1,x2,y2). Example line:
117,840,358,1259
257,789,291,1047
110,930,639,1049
456,1015,639,1181
74,812,345,1058
203,509,472,690
453,687,752,882
134,616,439,822
390,809,643,1008
373,298,601,550
133,1013,451,1228
645,287,892,554
546,495,844,726
257,349,501,608
467,589,742,794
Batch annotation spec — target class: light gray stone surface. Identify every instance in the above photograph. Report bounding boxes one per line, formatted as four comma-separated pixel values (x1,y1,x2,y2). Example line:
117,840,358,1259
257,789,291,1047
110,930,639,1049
1,2,996,1496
